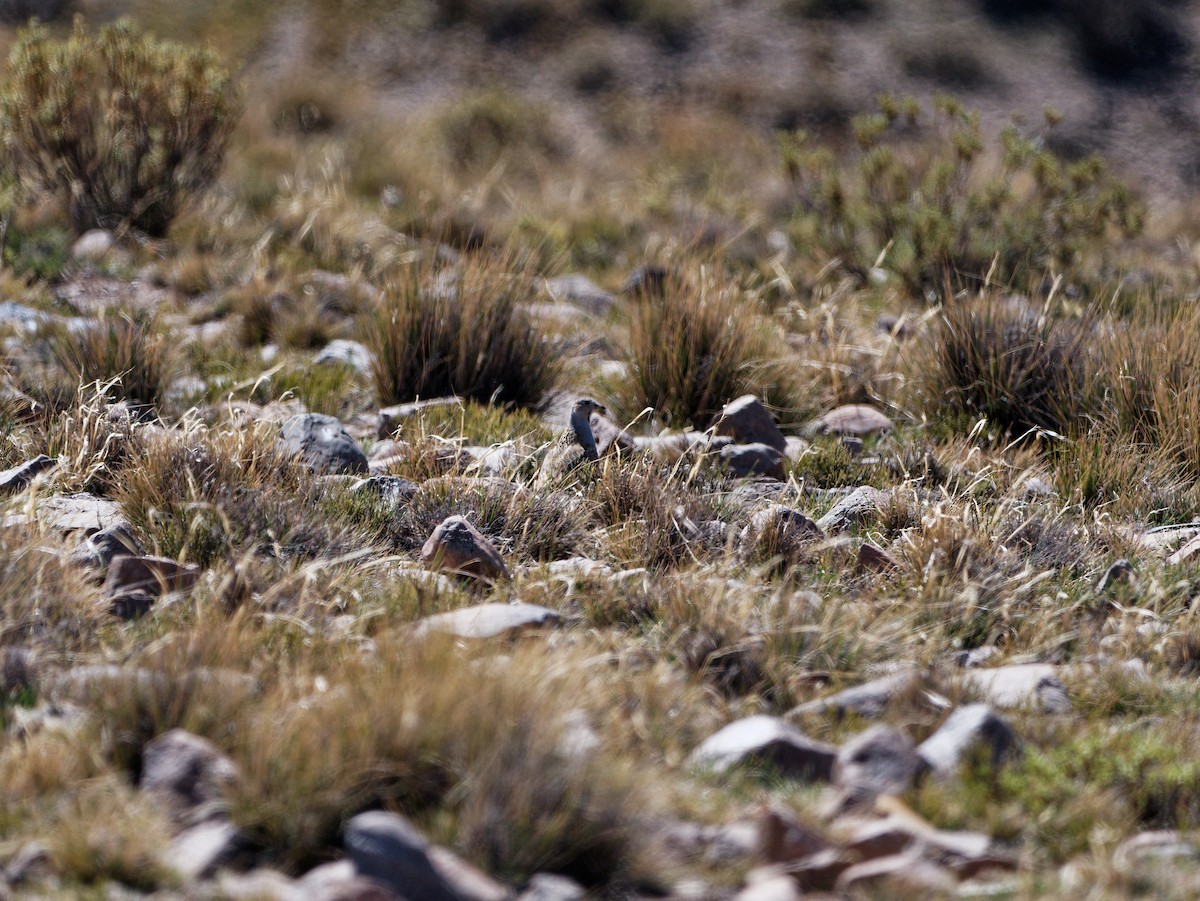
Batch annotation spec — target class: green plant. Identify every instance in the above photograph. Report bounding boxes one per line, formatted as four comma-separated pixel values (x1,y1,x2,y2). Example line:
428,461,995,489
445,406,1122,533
363,251,563,410
779,97,1143,295
0,19,239,236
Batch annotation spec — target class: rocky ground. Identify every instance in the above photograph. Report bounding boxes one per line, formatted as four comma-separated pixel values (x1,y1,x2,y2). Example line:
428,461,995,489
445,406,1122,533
5,1,1200,900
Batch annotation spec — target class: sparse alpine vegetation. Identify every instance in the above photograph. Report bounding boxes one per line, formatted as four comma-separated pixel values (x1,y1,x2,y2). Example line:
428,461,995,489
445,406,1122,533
3,5,1200,901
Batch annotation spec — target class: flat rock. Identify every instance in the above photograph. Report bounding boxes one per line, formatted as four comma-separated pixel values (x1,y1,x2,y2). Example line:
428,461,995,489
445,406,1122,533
414,602,559,640
350,475,418,507
314,339,374,374
809,405,894,437
836,726,927,799
855,542,898,573
917,704,1017,777
344,810,464,901
544,273,615,316
11,493,125,536
1169,533,1200,565
816,486,887,533
377,396,463,438
757,804,829,863
720,443,786,480
712,395,787,452
789,668,922,720
834,854,956,894
280,413,369,475
0,455,55,495
961,664,1071,712
689,715,837,782
421,515,509,581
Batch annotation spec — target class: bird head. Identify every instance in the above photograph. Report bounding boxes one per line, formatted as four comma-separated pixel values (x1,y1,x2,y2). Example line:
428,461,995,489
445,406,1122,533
573,398,608,420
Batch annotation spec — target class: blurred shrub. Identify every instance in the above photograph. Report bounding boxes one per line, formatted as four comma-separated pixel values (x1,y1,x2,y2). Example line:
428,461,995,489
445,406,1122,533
46,309,171,411
779,96,1143,296
0,0,69,24
437,88,563,175
0,19,239,236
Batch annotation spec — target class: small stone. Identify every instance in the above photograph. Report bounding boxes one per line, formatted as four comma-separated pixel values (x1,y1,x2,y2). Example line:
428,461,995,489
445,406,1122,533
789,668,922,720
344,811,464,901
280,413,369,475
5,841,51,886
544,273,615,316
855,542,897,573
140,729,239,825
519,872,586,901
105,555,199,600
1096,559,1136,593
622,264,673,298
0,455,55,495
299,861,396,901
712,396,787,453
591,411,636,457
71,229,116,261
720,443,786,480
740,504,823,560
421,516,509,581
783,436,809,462
1169,533,1200,565
809,405,894,437
689,715,837,782
1114,830,1200,872
917,704,1017,777
816,486,887,533
414,602,559,640
836,726,927,799
350,475,418,507
426,845,512,901
314,339,374,374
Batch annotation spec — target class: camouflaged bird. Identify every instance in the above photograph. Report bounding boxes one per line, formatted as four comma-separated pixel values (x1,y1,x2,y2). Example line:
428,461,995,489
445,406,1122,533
534,398,607,488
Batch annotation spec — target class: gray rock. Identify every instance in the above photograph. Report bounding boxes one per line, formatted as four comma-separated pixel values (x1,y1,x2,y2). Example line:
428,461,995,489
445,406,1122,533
961,664,1071,712
719,443,786,480
544,274,615,316
836,726,927,798
732,872,802,901
315,339,375,374
105,555,199,600
689,715,837,782
711,395,787,452
834,854,956,894
280,413,369,475
0,300,51,332
740,504,823,559
519,873,586,901
816,486,887,533
0,455,55,495
351,475,418,507
917,704,1017,777
377,397,463,438
788,668,922,720
140,729,239,825
414,603,559,640
344,810,464,901
808,405,894,437
11,492,125,536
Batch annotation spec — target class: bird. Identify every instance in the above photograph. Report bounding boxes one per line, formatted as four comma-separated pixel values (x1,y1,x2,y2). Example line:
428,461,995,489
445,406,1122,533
533,398,607,488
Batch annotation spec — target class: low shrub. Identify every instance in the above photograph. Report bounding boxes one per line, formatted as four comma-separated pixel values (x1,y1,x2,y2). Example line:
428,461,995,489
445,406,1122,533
779,97,1143,295
0,19,238,235
45,310,171,412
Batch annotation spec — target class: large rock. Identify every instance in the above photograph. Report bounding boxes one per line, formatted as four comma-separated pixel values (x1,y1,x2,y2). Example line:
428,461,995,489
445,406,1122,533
689,715,837,782
105,555,199,600
344,811,466,901
11,492,125,536
163,820,251,880
518,873,586,901
809,405,894,437
68,521,145,571
315,339,375,374
739,505,823,560
719,443,786,480
280,413,369,475
835,726,927,799
414,602,559,640
543,274,615,316
917,704,1017,777
960,664,1071,712
712,396,787,452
